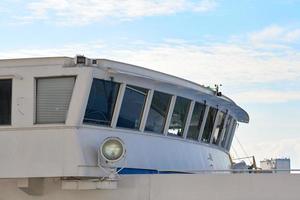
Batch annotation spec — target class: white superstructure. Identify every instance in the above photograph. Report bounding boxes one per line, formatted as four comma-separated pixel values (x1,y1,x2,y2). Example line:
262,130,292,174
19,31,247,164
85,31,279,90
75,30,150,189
1,56,300,200
0,55,250,179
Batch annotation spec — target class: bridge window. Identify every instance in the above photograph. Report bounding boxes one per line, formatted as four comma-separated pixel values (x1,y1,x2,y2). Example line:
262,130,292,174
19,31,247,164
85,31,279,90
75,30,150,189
186,102,206,140
117,85,148,129
226,120,237,150
84,79,119,126
168,96,191,137
145,91,172,134
0,79,12,125
221,116,232,148
36,77,75,124
201,107,218,143
212,111,226,145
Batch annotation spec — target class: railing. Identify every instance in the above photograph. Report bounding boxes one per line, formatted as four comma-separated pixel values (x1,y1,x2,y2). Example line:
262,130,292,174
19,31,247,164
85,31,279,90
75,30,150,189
137,169,300,174
185,169,300,174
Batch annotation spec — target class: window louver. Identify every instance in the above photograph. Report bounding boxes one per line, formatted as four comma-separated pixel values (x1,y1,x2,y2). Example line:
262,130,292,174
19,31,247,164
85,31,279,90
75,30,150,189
36,77,75,124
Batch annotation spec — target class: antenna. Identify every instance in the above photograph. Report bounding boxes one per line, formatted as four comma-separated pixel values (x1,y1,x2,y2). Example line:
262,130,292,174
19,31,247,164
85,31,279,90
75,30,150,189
214,84,223,96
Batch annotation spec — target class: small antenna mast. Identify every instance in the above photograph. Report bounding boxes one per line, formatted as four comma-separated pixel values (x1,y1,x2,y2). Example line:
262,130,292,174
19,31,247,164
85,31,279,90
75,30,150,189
214,84,222,96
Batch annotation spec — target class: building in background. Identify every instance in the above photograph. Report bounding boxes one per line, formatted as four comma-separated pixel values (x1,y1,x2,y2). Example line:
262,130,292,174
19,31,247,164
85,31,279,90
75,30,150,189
260,158,291,173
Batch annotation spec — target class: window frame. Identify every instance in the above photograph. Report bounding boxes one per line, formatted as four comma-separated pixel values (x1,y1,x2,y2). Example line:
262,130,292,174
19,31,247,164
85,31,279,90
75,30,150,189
226,120,238,150
185,101,207,141
83,78,121,127
144,90,173,135
167,96,191,137
139,89,154,132
81,77,237,153
211,111,226,145
220,114,232,147
116,85,149,130
201,106,218,143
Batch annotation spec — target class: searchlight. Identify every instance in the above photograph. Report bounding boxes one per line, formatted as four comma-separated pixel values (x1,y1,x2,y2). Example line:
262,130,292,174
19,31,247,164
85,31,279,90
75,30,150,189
98,137,126,167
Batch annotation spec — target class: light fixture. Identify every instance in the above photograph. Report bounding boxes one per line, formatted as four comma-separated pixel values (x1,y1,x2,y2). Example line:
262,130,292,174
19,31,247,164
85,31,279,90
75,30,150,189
75,55,86,65
98,137,126,166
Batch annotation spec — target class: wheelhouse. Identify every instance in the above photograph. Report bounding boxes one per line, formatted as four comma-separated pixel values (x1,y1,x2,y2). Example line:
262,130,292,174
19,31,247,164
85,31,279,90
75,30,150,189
0,56,249,178
82,76,241,152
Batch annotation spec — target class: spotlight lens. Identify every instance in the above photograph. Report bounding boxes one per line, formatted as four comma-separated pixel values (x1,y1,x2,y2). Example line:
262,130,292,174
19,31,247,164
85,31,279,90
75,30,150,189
101,138,124,162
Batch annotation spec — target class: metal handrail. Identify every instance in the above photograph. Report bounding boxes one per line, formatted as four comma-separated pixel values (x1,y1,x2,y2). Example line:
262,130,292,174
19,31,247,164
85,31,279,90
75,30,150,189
184,169,300,174
158,169,300,174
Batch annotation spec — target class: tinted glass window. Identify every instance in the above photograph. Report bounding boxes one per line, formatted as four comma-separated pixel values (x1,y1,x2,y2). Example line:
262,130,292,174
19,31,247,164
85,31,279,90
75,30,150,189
226,120,237,150
212,112,226,144
0,79,12,125
201,107,218,143
168,97,191,137
36,77,75,124
186,102,206,140
117,85,148,129
84,79,119,126
145,91,172,134
221,116,233,148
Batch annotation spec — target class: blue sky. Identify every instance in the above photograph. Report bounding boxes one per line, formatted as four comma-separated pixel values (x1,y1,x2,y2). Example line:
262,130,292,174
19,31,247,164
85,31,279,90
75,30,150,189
1,0,300,167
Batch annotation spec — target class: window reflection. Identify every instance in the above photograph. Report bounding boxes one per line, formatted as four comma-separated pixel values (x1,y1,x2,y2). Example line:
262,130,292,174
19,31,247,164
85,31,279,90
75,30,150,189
82,78,238,151
226,120,237,150
84,79,119,126
201,107,218,143
145,91,172,134
168,96,191,137
221,116,232,148
117,85,148,129
186,102,206,140
212,112,226,145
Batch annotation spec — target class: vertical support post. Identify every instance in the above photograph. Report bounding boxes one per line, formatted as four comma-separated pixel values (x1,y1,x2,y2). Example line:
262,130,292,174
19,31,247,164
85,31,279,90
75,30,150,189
224,119,235,150
210,110,221,144
226,121,237,150
139,89,154,132
218,113,229,146
163,95,176,136
73,69,93,125
198,105,210,141
111,83,126,128
183,100,195,139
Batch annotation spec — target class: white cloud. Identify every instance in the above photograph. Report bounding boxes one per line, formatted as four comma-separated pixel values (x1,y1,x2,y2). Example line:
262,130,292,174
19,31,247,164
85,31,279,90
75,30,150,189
0,1,11,13
100,42,300,87
19,0,217,25
0,44,97,59
192,0,217,11
1,25,300,107
285,29,300,42
250,25,300,44
249,25,285,43
0,39,300,88
231,90,300,104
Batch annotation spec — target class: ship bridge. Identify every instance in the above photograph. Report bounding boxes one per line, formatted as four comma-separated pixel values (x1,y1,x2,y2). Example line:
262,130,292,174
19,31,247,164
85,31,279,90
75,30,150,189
0,56,248,179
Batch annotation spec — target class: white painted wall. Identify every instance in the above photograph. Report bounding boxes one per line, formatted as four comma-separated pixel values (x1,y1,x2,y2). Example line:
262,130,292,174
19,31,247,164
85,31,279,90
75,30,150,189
0,126,231,178
1,174,300,200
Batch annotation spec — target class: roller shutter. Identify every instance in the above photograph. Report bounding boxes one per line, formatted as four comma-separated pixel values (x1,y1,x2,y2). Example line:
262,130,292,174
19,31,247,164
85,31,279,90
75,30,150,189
36,77,75,124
